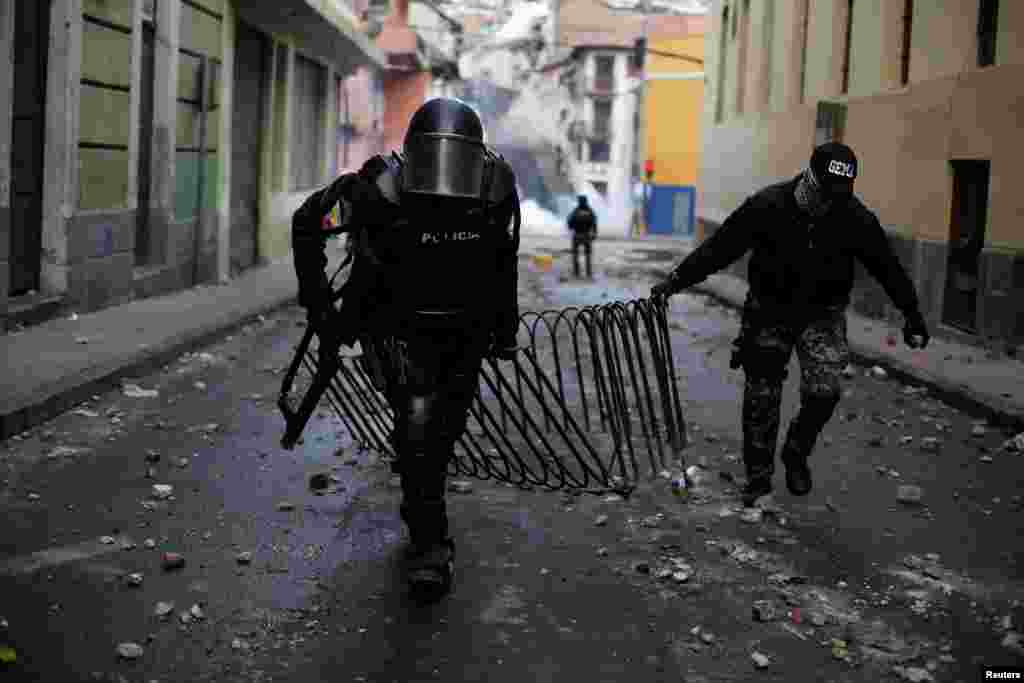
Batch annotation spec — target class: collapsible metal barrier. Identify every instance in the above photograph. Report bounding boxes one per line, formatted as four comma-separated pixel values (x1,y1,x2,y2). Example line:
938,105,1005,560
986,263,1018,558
280,298,687,494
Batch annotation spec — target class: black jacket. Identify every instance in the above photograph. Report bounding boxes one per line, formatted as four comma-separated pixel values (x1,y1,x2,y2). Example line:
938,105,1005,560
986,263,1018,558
568,206,597,236
668,176,921,319
291,170,520,347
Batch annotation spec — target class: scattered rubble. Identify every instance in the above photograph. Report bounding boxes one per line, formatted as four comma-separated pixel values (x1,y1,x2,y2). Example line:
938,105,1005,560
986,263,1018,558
594,515,609,527
236,552,253,565
123,384,159,399
750,651,771,669
151,485,173,500
124,573,143,587
116,643,144,660
154,602,174,619
896,486,925,505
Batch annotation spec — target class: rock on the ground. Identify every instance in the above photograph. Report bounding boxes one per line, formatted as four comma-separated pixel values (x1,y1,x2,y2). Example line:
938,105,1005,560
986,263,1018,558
893,666,935,682
116,642,144,660
751,651,771,669
1002,631,1024,654
154,602,174,618
594,514,609,527
448,480,473,494
920,437,941,453
236,552,253,565
897,485,924,505
151,484,173,500
752,600,776,622
870,366,888,379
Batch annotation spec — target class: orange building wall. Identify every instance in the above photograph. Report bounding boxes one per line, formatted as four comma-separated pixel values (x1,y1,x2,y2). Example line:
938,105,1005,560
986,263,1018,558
382,71,431,152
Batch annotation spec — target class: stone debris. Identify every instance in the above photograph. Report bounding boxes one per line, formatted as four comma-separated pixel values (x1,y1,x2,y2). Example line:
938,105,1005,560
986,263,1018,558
842,364,857,378
154,602,174,619
236,552,253,565
596,547,609,557
1002,631,1024,654
189,604,205,620
448,480,473,494
1003,433,1024,453
151,485,173,500
143,539,156,549
603,494,624,503
123,384,159,399
896,485,924,505
752,600,776,622
100,536,116,545
899,436,914,445
276,501,295,512
161,553,185,571
919,437,941,453
750,651,770,669
893,666,935,682
870,366,888,379
231,638,249,651
116,643,144,660
594,515,609,527
124,573,144,587
47,445,89,459
700,631,715,644
981,455,994,463
740,508,763,524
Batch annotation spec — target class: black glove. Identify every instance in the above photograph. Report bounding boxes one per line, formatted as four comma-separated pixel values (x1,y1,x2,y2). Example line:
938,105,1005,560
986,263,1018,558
651,279,676,302
903,311,930,350
308,305,344,351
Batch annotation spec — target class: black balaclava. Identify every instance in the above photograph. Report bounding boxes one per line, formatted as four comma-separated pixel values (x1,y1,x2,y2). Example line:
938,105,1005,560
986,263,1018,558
794,167,832,218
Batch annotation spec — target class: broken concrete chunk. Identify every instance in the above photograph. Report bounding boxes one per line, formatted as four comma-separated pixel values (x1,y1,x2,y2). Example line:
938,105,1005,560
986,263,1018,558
151,485,173,500
236,552,253,565
752,600,776,622
751,651,770,669
594,515,609,527
116,642,144,659
896,485,924,505
870,366,888,379
154,602,174,619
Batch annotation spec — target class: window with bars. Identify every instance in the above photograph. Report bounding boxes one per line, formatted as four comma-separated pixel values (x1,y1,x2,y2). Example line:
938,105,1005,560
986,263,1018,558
977,0,999,67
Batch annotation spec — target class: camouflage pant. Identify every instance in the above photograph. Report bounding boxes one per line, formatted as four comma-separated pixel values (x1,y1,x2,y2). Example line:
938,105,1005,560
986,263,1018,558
739,304,848,480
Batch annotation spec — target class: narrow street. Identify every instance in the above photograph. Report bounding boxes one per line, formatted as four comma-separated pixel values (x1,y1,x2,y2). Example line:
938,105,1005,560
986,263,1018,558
1,237,1022,682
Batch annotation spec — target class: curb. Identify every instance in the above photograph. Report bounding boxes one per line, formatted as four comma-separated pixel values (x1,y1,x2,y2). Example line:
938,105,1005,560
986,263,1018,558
0,295,299,442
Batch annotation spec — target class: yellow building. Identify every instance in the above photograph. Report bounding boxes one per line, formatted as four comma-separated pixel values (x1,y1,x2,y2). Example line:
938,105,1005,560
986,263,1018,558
642,27,706,235
700,0,1024,347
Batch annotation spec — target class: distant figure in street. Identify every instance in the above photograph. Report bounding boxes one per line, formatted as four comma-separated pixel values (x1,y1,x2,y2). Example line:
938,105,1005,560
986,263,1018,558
652,143,930,506
567,195,598,279
291,97,520,598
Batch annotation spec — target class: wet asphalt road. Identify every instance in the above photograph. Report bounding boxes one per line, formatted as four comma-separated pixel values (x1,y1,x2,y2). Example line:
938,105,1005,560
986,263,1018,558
0,238,1022,682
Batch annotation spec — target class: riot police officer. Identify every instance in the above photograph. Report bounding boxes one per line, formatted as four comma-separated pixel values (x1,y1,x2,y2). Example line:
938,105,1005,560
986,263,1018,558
567,195,598,279
291,97,520,595
652,143,929,506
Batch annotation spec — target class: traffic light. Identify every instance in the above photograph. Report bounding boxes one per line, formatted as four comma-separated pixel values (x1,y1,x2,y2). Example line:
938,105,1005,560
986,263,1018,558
633,37,647,69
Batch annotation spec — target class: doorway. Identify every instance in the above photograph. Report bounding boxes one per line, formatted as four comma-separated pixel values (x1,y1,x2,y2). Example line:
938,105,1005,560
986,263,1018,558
135,20,156,266
230,21,267,275
942,160,990,333
9,0,51,295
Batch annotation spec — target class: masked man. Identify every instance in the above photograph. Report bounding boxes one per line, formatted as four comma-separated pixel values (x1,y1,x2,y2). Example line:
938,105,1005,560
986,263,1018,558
291,98,520,595
652,143,929,506
567,195,598,279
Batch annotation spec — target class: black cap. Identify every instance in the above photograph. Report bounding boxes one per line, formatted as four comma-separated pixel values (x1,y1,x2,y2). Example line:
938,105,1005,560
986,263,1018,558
810,142,857,198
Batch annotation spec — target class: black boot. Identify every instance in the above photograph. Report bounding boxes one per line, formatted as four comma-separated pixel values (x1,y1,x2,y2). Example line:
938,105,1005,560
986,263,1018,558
741,475,773,507
399,492,454,597
781,448,812,496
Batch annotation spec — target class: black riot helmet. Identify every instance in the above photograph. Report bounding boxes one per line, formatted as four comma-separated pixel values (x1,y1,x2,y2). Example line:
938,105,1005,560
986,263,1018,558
401,97,492,202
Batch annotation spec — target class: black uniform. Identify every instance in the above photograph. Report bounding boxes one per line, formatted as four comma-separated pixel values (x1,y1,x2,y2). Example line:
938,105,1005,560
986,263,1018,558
567,196,597,279
292,98,519,594
654,143,928,505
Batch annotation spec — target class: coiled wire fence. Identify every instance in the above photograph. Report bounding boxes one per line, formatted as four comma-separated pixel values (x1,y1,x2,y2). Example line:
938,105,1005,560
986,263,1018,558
282,298,687,494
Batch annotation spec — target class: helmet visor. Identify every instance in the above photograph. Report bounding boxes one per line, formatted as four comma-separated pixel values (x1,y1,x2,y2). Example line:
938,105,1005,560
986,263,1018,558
402,133,486,200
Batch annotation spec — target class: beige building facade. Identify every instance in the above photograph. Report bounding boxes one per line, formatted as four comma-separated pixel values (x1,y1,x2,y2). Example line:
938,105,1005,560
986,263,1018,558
700,0,1024,348
0,0,384,328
